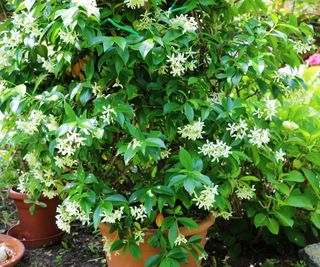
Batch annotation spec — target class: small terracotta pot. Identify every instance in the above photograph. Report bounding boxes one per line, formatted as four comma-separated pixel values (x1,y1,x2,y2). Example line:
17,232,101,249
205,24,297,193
0,234,25,267
8,189,63,249
100,214,215,267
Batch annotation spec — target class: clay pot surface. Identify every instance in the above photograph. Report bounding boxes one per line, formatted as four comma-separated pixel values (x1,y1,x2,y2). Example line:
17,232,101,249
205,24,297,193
8,189,63,248
0,234,25,267
100,214,215,267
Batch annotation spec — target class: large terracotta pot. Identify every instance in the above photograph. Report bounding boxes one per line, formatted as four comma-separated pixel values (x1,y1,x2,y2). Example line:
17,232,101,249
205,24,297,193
8,189,63,249
100,214,215,267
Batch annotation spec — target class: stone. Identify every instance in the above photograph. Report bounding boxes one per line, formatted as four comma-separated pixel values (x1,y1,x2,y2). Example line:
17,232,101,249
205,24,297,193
299,243,320,267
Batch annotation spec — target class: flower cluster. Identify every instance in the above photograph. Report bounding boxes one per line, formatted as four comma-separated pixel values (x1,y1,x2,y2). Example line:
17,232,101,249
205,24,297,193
174,233,188,246
178,119,205,141
56,130,86,157
56,200,90,233
101,207,124,224
166,49,198,77
169,14,198,34
227,119,248,140
124,0,145,9
275,149,286,162
235,185,256,200
16,110,46,134
100,105,116,125
133,230,145,245
130,204,148,222
71,0,99,17
248,127,270,148
198,140,232,162
192,184,219,211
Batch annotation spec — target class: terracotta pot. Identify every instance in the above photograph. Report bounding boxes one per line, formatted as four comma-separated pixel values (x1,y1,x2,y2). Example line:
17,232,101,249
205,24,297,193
8,189,63,249
100,214,215,267
0,234,25,267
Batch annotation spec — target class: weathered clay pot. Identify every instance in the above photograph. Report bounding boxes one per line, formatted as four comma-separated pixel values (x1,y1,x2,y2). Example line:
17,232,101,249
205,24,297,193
8,189,63,249
100,214,215,267
0,234,25,267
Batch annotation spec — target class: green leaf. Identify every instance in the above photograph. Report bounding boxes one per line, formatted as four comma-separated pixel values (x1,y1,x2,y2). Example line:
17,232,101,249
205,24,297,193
168,222,178,248
93,206,102,229
311,213,320,229
302,168,319,195
283,195,313,210
254,213,267,227
283,171,304,182
273,208,294,227
152,186,175,196
105,194,127,203
177,217,198,229
265,217,279,235
183,103,194,123
110,240,125,252
129,242,141,260
139,39,154,59
145,138,166,148
163,102,181,114
64,101,77,121
179,148,192,170
144,253,162,267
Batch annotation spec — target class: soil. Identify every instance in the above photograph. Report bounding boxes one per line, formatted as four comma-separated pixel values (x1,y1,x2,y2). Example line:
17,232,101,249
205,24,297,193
0,194,302,267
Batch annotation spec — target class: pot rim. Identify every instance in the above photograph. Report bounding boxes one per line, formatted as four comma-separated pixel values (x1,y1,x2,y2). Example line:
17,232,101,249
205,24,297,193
8,188,59,202
100,213,215,237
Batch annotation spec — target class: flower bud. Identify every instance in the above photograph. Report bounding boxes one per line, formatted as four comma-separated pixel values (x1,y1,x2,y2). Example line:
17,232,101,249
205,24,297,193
282,120,299,131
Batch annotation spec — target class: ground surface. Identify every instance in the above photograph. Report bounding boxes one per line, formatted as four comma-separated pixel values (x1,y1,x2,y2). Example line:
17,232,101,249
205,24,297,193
0,195,303,267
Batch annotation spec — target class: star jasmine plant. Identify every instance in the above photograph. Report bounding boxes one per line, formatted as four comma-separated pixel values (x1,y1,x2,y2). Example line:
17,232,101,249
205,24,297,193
0,0,320,266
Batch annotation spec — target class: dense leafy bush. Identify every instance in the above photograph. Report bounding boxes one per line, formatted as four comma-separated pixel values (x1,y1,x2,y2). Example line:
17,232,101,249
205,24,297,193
0,0,319,265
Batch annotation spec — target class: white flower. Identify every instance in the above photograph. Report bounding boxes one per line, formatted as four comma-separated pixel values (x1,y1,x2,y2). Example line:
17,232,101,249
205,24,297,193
102,237,113,260
166,53,188,77
178,119,205,141
45,115,59,131
160,149,171,159
136,12,155,31
264,95,277,120
101,207,124,224
72,0,99,17
248,127,270,148
54,156,77,169
170,14,198,34
42,189,58,199
56,138,76,156
101,105,116,125
60,30,78,44
124,0,145,9
93,128,104,139
235,185,256,200
134,230,145,245
23,153,41,169
275,148,285,162
192,184,219,211
56,204,72,233
92,82,103,98
198,139,232,162
174,233,188,246
66,130,86,148
210,92,224,105
130,204,147,222
252,108,263,118
227,119,248,140
128,139,142,150
282,120,299,131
